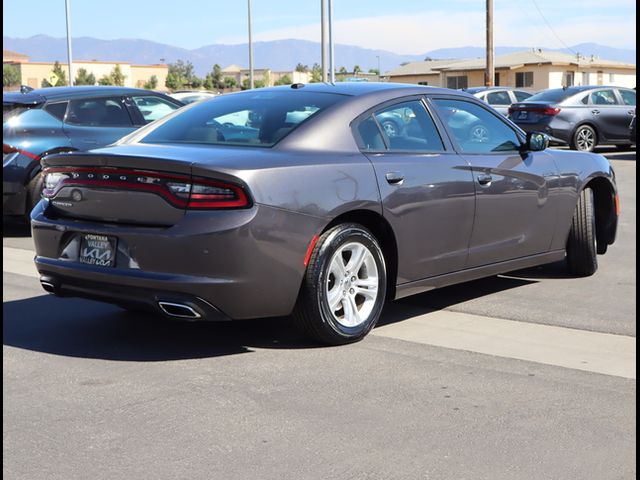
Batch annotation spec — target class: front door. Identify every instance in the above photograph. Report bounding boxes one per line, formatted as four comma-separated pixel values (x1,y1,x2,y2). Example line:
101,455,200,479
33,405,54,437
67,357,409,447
430,97,559,268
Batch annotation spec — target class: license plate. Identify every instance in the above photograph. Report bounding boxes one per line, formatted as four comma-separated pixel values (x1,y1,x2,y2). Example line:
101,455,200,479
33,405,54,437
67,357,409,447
79,234,117,267
518,111,529,120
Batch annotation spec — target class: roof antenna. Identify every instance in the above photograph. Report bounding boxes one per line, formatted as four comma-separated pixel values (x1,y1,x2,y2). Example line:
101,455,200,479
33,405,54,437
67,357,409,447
290,83,305,89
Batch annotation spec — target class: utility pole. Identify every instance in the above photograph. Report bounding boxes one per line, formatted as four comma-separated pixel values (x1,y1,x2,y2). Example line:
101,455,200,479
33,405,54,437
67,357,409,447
248,0,254,89
485,0,494,86
321,0,328,82
376,55,381,79
65,0,74,86
328,0,335,83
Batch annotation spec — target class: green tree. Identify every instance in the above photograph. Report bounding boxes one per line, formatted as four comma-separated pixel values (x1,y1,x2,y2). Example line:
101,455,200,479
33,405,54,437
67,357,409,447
143,75,158,90
41,61,68,87
368,68,379,75
353,65,362,75
223,77,237,89
274,74,292,86
3,64,20,88
165,60,196,90
110,64,126,86
310,63,322,83
295,63,309,73
97,74,113,86
75,68,96,86
338,66,348,74
241,78,265,90
204,64,224,90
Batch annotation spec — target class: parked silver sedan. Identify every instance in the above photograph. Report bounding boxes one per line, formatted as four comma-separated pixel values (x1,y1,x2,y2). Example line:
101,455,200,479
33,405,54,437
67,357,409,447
32,83,618,345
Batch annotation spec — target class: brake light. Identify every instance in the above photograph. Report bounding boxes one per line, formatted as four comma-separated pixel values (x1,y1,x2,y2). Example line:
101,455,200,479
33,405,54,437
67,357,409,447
542,107,561,115
509,106,561,116
42,167,250,209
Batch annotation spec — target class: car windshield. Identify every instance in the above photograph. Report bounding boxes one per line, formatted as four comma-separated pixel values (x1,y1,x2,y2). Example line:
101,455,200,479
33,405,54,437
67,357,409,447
139,90,344,147
525,89,576,103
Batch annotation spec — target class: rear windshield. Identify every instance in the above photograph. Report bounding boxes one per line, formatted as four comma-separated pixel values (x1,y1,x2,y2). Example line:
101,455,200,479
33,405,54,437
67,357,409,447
3,103,40,123
139,90,344,147
525,89,576,103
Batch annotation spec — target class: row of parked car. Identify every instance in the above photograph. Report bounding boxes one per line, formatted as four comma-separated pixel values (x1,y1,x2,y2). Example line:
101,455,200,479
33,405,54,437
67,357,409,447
3,83,636,224
464,85,636,152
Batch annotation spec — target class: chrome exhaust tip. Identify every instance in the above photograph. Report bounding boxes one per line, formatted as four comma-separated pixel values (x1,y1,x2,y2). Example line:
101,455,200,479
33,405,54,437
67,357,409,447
158,301,202,319
40,280,57,294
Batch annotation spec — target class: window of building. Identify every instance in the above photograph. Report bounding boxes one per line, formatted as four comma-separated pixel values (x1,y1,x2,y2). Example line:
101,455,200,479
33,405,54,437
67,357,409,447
582,72,589,85
609,73,615,82
418,81,429,85
565,72,574,87
515,72,533,88
446,76,468,89
494,72,500,86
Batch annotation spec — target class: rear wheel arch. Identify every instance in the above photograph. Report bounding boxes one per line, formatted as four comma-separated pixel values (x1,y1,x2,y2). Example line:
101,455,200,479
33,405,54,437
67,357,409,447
583,177,617,254
323,209,398,300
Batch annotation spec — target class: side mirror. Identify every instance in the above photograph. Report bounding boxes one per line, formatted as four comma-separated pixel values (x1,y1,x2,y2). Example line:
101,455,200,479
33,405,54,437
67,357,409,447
525,132,549,152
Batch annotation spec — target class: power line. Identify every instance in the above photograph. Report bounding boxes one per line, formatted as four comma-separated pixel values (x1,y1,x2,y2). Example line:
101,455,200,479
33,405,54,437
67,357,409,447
529,0,576,54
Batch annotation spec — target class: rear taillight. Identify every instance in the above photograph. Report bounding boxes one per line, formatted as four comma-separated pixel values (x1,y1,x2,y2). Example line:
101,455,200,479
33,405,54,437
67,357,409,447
509,106,561,116
42,167,250,210
541,107,561,116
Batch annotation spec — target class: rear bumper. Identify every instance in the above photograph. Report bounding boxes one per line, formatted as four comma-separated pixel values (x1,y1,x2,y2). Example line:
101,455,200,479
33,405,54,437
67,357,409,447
31,200,326,320
512,120,572,145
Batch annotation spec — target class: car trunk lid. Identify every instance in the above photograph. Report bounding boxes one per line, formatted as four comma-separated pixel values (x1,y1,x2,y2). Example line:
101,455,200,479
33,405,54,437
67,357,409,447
509,102,561,123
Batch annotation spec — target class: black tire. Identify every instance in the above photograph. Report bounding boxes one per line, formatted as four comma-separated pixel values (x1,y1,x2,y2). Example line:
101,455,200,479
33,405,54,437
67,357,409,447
26,172,44,217
566,188,598,276
570,125,597,152
293,223,387,345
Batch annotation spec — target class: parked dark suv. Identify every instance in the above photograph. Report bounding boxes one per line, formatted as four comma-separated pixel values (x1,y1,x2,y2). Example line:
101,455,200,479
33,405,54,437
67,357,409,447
508,86,636,151
3,86,183,220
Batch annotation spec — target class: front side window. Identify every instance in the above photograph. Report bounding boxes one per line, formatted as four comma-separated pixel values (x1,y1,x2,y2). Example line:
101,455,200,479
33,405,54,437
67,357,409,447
590,90,618,106
432,98,521,153
619,89,636,106
132,95,181,124
515,72,534,88
139,90,343,147
486,91,511,106
373,100,444,152
66,97,132,126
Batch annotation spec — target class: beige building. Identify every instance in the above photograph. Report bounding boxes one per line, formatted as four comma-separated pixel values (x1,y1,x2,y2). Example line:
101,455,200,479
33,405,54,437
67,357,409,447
3,50,169,91
386,50,636,91
221,64,310,87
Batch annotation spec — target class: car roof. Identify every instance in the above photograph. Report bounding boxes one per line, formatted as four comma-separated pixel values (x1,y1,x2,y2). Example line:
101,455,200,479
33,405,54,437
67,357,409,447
258,82,456,97
3,86,167,104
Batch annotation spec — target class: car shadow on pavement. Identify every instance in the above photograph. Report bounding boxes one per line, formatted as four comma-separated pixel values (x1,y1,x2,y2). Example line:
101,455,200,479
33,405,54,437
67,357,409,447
2,219,31,238
3,294,316,361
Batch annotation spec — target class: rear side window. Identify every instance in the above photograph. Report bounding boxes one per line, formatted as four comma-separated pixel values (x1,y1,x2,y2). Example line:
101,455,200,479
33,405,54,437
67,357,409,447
66,97,133,126
44,102,68,121
589,90,618,106
139,90,343,147
513,91,532,102
132,95,181,124
619,89,636,106
357,116,385,151
486,91,511,105
373,100,444,152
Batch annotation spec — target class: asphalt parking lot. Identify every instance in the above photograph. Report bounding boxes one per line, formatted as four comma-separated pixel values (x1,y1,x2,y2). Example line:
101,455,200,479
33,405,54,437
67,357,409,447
3,148,636,479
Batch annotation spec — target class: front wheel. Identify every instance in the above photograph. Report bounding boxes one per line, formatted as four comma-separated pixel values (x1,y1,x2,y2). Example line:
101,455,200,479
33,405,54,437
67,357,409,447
566,188,598,276
293,223,387,345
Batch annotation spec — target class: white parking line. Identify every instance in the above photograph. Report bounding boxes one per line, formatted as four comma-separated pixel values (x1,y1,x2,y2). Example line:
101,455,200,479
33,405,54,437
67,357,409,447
373,310,636,379
3,246,39,279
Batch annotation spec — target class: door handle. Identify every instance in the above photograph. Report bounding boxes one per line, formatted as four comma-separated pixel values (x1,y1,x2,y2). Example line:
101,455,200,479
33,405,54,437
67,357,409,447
385,172,404,185
591,109,600,115
477,174,492,186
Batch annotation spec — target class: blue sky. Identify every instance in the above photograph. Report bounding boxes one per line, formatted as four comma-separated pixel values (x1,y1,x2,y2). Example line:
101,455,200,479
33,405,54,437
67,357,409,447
3,0,636,53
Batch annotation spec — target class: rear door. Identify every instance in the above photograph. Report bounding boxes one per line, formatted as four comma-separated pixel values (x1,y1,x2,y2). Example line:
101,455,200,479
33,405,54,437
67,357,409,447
616,89,636,139
356,97,476,283
587,89,627,141
429,96,559,268
63,95,137,150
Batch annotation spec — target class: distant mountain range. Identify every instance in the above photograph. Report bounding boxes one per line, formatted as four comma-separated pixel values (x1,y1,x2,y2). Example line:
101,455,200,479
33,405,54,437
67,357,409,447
4,35,636,75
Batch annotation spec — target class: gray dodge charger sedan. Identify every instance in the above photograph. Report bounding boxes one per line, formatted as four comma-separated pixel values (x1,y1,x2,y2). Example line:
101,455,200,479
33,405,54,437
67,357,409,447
32,83,619,345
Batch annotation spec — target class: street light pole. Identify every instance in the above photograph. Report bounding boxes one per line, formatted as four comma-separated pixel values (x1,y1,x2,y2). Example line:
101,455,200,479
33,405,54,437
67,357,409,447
376,55,381,80
485,0,494,86
321,0,328,82
328,0,335,83
65,0,74,86
248,0,254,89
